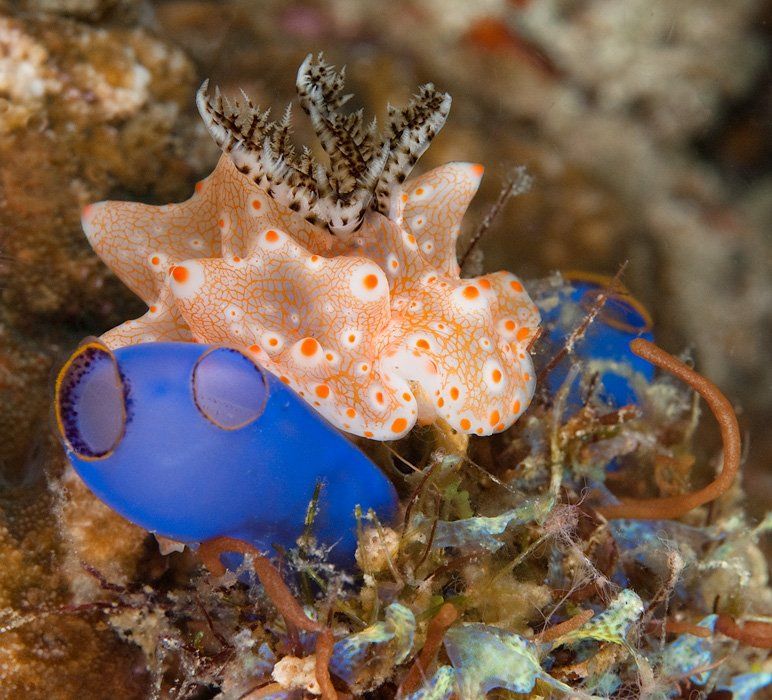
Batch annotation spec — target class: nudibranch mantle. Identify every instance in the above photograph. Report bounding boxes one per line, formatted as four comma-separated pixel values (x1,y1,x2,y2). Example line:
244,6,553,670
83,56,540,440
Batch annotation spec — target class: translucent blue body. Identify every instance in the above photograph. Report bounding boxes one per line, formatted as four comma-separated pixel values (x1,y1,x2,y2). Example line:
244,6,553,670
537,275,655,409
55,342,398,566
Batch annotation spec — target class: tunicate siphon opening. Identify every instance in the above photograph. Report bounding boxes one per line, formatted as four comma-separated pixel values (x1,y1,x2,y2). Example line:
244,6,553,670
55,341,127,459
192,346,268,430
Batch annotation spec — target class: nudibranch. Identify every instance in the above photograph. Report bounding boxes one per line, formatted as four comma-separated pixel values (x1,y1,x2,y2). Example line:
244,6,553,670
81,55,540,440
55,341,398,561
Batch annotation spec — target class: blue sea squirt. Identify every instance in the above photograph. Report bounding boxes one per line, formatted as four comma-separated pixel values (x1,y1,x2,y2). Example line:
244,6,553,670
55,340,398,564
536,271,654,410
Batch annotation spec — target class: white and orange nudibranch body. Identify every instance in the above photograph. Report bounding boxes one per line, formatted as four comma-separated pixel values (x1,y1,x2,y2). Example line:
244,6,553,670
82,55,540,441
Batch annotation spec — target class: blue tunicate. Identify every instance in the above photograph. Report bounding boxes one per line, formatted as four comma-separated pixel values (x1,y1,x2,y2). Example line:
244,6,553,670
535,273,655,410
55,341,398,567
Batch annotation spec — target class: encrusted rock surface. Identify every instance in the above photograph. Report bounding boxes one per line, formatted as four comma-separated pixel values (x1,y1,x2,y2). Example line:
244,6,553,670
0,7,200,696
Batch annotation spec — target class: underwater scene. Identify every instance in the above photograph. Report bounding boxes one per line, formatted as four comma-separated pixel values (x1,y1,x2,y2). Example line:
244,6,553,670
0,1,770,698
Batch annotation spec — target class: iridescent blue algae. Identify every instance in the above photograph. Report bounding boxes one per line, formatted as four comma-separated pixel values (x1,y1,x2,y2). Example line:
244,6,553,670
55,341,398,565
537,272,655,409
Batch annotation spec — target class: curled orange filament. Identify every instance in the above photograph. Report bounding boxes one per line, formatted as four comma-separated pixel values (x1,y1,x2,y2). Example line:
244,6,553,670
716,615,772,650
399,603,458,695
538,609,594,643
598,339,741,521
645,619,712,638
198,537,338,699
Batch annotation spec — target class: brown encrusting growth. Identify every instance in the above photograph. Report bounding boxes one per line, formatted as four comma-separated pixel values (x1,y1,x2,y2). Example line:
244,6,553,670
399,602,458,695
598,338,741,520
198,536,337,698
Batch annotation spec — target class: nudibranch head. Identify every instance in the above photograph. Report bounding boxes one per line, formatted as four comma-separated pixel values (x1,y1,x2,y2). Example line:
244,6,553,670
55,340,398,561
82,55,540,440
